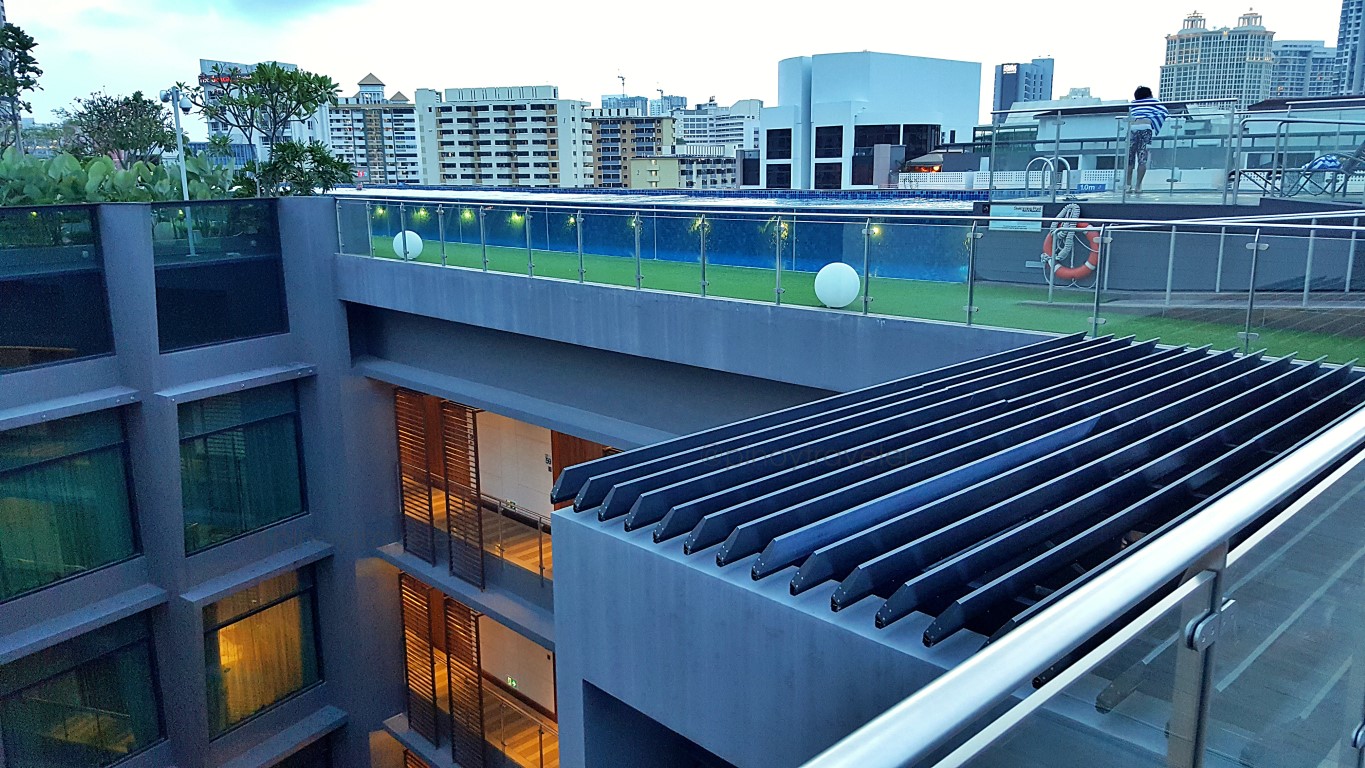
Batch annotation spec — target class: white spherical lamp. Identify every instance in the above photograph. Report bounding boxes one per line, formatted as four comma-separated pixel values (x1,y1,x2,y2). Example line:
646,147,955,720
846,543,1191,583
814,262,861,308
393,231,424,260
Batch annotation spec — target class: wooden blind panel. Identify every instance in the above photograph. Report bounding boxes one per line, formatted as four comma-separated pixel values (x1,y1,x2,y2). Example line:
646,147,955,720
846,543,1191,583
404,751,432,768
445,597,486,768
441,402,485,588
400,574,439,743
395,389,437,564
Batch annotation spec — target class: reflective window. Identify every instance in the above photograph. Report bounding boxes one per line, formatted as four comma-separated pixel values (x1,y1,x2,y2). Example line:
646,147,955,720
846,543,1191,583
151,200,287,352
814,162,843,190
0,409,138,601
766,164,792,190
0,615,163,767
179,382,305,553
766,129,792,160
0,205,112,371
815,126,844,158
204,568,321,736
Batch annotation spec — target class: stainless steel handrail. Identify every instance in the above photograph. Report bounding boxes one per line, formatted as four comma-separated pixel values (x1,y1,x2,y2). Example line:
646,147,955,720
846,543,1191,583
338,193,1365,234
798,403,1365,768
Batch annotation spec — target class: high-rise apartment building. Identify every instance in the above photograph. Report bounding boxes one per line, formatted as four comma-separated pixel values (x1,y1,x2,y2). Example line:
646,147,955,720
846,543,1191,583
197,59,328,157
627,144,738,189
601,94,650,112
585,108,675,187
992,58,1055,117
1159,11,1275,108
649,94,688,116
1339,0,1365,94
673,98,763,152
414,85,592,187
321,74,423,185
1271,40,1339,98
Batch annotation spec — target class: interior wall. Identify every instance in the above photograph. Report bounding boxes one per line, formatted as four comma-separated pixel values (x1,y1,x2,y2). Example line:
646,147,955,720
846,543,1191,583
480,615,557,714
477,412,554,518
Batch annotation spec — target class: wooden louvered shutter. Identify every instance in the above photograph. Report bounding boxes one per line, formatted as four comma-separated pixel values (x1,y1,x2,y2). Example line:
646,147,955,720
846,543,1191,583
445,597,486,768
395,389,437,564
403,751,432,768
400,574,439,743
441,402,485,587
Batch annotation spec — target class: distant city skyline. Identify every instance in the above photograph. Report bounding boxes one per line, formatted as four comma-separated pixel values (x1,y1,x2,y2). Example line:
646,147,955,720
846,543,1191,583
11,0,1350,138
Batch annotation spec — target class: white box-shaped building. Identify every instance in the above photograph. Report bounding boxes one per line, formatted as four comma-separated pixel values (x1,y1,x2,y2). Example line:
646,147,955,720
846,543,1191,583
758,52,981,189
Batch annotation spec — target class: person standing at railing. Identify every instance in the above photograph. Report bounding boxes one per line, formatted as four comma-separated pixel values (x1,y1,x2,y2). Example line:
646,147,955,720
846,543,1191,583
1125,86,1169,196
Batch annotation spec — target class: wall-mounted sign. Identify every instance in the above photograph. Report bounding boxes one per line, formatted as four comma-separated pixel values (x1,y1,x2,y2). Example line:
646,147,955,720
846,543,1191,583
988,204,1045,232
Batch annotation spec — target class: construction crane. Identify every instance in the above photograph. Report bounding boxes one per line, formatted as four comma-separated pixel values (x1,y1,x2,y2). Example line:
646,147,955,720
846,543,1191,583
617,74,626,96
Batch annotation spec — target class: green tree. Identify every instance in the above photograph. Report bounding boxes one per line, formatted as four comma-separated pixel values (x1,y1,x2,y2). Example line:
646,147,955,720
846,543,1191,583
245,139,353,196
181,61,340,195
56,90,179,168
0,23,42,153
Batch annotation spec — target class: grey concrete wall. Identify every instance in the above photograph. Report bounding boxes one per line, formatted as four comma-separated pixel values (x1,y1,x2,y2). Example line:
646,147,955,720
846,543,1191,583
552,512,986,768
334,254,1051,395
0,200,399,768
350,307,831,447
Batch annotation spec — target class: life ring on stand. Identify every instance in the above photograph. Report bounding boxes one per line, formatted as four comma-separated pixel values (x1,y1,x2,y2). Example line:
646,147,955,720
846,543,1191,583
1041,222,1102,280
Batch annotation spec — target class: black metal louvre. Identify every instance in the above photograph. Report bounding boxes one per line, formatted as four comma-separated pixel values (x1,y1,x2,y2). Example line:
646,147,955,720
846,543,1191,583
552,335,1365,647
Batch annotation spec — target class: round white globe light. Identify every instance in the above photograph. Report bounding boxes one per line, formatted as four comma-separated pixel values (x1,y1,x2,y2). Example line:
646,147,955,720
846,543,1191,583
814,262,861,308
393,231,424,260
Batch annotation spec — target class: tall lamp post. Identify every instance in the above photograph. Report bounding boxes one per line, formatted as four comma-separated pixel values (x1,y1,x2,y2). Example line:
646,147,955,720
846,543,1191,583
160,87,196,257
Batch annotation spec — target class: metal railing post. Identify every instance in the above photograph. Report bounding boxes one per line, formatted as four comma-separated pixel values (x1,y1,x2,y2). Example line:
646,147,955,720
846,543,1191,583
1242,229,1268,353
525,207,534,277
1221,109,1236,206
1121,117,1132,204
1300,219,1318,307
576,209,585,283
1231,118,1246,203
366,202,376,258
861,218,872,315
437,205,447,267
1215,226,1226,293
633,212,643,288
478,208,488,271
1164,225,1178,308
774,216,785,305
988,125,998,201
699,215,708,297
1090,225,1109,338
965,222,981,326
335,201,346,255
1050,117,1063,204
1347,218,1359,294
399,203,410,260
538,522,546,585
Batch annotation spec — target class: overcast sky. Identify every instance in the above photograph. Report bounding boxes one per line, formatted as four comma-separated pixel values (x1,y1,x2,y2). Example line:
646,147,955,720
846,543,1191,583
12,0,1347,139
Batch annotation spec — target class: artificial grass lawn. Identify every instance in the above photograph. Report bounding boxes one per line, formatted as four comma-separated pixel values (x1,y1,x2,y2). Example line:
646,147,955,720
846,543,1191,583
368,237,1365,365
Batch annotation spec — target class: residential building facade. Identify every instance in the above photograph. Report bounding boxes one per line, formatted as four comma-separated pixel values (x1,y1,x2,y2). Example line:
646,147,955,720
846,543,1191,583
627,144,738,189
321,75,423,185
992,57,1055,117
1340,0,1365,94
1272,40,1339,98
673,98,763,152
1159,11,1275,108
585,108,675,188
649,94,688,116
600,94,649,113
414,85,592,188
758,51,980,189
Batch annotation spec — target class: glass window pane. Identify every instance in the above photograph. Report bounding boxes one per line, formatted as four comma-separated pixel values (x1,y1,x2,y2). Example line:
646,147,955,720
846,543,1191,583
204,570,320,736
0,206,112,372
0,411,137,601
179,384,305,554
0,615,163,768
151,200,287,352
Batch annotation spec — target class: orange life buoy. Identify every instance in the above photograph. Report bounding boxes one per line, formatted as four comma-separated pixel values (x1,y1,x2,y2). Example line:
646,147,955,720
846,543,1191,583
1041,222,1102,280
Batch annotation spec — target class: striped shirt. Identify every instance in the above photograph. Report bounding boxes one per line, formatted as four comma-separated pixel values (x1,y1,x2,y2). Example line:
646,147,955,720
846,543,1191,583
1129,97,1169,135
